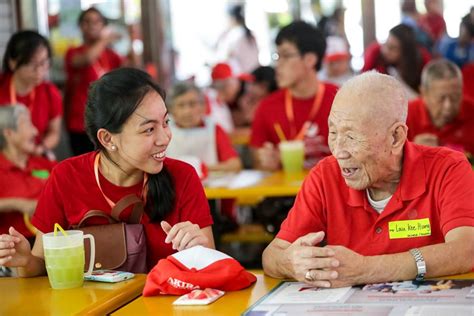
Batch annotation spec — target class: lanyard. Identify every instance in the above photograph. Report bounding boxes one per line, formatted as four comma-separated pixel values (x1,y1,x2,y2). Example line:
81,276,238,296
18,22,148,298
284,83,325,140
93,153,148,208
9,77,36,113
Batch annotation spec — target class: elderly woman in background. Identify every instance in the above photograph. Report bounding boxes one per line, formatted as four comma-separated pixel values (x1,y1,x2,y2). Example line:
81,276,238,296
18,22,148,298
0,104,56,244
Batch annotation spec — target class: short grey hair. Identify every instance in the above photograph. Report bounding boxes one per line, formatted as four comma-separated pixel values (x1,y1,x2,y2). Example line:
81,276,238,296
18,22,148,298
0,104,28,150
168,81,205,107
421,59,462,90
337,70,408,123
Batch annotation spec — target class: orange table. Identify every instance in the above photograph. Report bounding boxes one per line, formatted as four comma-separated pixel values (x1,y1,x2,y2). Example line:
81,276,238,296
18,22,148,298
204,171,308,200
112,271,279,316
112,271,474,316
0,274,146,315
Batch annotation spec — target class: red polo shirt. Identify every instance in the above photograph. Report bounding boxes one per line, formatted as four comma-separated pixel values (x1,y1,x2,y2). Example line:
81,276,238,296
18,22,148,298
31,152,213,270
0,73,63,143
64,46,122,132
407,97,474,155
277,142,474,256
0,153,56,237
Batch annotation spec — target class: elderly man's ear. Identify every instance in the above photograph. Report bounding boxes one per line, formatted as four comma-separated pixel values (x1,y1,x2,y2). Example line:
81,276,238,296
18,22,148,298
390,123,408,154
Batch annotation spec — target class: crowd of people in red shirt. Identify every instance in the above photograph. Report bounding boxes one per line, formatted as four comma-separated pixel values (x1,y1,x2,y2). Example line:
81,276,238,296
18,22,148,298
0,3,472,284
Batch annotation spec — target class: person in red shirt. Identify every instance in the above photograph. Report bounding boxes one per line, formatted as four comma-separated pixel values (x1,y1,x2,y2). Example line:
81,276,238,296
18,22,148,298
0,68,214,275
250,21,338,171
167,81,242,173
262,72,474,288
65,7,122,155
0,104,55,240
0,31,63,159
362,24,431,100
407,59,474,155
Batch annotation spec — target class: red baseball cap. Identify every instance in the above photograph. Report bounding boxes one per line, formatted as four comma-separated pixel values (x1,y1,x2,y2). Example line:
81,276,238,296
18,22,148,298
211,63,233,81
143,246,256,296
211,63,255,82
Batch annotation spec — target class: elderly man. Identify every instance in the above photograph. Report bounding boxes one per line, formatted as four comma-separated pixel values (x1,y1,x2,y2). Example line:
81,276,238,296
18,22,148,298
262,72,474,288
406,59,474,155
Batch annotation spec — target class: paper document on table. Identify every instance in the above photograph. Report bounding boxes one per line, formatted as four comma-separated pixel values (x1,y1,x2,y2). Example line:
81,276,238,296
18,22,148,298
205,171,267,189
264,282,352,304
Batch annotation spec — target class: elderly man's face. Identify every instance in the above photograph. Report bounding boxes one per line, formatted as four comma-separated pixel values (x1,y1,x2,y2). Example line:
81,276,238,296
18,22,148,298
422,78,462,128
328,97,392,191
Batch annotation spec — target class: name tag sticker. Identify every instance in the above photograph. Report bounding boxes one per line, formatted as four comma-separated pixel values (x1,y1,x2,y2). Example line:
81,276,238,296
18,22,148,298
388,218,431,239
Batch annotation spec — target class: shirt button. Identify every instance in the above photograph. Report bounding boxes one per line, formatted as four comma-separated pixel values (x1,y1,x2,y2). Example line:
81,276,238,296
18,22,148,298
375,227,382,234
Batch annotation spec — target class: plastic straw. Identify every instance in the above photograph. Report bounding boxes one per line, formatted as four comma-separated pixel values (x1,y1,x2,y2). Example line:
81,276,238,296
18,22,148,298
53,223,68,237
273,123,287,142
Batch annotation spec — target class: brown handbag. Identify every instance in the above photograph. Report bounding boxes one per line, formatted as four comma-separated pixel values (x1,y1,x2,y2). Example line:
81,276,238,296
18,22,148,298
75,194,148,273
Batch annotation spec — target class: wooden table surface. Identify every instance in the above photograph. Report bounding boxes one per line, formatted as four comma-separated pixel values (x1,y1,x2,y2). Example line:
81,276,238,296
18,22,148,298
112,271,279,316
1,274,146,315
204,171,308,200
113,271,474,316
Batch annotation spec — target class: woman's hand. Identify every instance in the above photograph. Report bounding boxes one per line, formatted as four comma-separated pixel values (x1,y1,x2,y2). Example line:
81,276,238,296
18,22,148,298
161,221,210,251
0,227,32,268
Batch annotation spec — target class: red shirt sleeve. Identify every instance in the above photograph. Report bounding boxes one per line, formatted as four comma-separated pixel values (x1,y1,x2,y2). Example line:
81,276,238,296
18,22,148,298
215,124,238,162
46,83,63,118
276,164,327,243
362,42,384,73
31,166,68,233
250,99,271,148
437,155,474,235
169,160,213,228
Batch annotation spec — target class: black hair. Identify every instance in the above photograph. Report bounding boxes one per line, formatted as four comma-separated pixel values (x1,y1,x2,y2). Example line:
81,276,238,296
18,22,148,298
228,4,255,43
251,66,277,93
2,30,52,74
78,7,108,25
275,21,326,71
85,67,175,222
389,24,423,92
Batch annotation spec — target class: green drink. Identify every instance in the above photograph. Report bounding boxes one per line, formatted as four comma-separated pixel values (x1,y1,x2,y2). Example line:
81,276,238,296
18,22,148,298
279,140,305,173
44,246,85,289
43,230,95,290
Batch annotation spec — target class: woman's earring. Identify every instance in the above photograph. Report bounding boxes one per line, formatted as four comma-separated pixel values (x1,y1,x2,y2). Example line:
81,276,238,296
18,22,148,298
111,145,117,151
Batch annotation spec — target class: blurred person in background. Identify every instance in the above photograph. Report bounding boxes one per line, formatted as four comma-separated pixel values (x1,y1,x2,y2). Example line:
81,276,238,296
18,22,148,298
211,62,254,127
167,81,242,174
0,105,56,245
406,59,474,156
318,36,354,87
419,0,446,43
64,7,122,156
439,11,474,69
0,31,62,160
215,4,259,74
250,21,338,171
362,24,431,100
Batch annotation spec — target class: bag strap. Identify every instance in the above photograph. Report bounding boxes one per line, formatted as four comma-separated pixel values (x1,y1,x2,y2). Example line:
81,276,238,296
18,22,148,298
111,194,144,224
76,210,117,228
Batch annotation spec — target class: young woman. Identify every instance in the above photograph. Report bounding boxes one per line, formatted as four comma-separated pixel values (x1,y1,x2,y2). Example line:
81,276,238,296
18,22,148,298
0,68,214,276
0,31,63,158
64,7,122,155
362,24,431,99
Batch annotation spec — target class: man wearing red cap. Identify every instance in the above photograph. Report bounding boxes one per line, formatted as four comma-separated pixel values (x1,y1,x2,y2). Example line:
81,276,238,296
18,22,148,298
250,21,338,171
211,62,254,127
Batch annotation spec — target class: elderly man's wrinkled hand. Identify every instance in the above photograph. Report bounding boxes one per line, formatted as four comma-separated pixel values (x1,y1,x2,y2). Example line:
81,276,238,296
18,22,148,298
325,245,367,288
284,232,340,288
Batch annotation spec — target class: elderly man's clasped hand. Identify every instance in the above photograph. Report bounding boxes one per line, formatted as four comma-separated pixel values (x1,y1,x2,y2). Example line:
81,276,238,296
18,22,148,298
285,231,368,288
